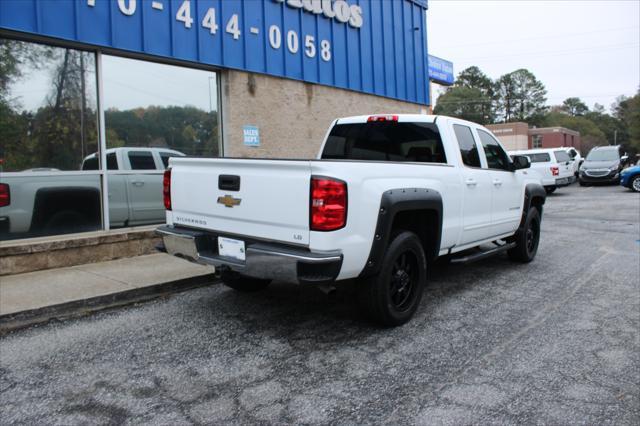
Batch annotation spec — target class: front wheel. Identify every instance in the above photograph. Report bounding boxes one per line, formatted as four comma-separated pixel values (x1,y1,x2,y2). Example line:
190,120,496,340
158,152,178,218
508,207,541,263
220,271,271,292
358,231,427,327
631,176,640,193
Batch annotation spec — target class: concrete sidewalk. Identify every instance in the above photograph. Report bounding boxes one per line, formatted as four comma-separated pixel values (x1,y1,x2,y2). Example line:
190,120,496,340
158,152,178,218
0,253,216,332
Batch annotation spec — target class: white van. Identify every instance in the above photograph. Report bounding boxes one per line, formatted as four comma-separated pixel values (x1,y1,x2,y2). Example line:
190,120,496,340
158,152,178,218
509,148,575,193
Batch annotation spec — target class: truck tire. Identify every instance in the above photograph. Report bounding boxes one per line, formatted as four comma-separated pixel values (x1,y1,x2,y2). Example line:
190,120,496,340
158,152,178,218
220,270,271,292
508,207,541,263
358,231,427,327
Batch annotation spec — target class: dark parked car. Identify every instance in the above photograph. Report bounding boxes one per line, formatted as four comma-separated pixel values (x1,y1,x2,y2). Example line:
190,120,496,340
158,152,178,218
620,165,640,192
579,146,628,186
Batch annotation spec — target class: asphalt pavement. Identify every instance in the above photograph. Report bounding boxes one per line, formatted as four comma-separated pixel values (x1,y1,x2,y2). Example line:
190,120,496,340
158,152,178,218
1,184,639,425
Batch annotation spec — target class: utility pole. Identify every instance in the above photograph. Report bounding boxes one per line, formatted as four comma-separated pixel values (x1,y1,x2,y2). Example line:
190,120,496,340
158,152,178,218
614,130,617,146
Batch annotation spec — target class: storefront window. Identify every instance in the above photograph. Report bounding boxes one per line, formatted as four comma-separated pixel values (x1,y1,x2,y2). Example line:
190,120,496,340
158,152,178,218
0,39,102,240
0,39,221,241
102,55,219,228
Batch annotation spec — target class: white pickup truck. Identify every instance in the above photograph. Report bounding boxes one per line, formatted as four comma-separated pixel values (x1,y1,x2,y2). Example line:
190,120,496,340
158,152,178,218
0,147,183,239
509,148,575,194
158,115,546,326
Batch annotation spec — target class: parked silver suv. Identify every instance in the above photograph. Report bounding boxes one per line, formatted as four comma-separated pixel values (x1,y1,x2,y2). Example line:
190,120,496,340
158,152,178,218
579,146,628,186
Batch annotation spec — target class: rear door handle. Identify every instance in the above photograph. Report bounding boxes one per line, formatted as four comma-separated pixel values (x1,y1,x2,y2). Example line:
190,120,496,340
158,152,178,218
131,181,144,187
465,178,477,187
493,179,502,187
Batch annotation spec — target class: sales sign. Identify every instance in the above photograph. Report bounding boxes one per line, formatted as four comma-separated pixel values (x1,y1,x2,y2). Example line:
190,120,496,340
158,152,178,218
428,55,454,86
0,0,431,105
243,125,260,147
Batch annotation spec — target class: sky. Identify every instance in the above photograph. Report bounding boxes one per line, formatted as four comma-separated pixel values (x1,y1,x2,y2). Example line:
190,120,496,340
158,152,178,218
427,0,640,112
10,52,217,113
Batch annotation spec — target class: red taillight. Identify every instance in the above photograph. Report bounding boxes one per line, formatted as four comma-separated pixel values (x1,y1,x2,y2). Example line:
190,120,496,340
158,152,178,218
163,169,171,210
550,166,559,176
367,115,398,122
310,177,347,231
0,183,9,208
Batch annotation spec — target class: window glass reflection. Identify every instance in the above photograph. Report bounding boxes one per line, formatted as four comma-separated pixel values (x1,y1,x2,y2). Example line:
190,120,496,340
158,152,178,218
102,55,220,228
0,39,98,172
0,39,102,240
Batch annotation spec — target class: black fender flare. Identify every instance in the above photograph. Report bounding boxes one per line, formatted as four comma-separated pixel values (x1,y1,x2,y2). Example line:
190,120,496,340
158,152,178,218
359,188,443,279
518,183,546,231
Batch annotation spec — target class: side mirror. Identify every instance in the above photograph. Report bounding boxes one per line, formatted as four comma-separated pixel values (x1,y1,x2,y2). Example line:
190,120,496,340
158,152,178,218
512,155,531,170
621,155,629,163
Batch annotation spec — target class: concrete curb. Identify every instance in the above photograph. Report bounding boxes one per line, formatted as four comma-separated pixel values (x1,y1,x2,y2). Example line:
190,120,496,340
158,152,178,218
0,273,218,335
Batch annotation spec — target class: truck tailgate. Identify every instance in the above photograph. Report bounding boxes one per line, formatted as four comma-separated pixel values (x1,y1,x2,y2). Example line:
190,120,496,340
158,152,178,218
169,158,312,245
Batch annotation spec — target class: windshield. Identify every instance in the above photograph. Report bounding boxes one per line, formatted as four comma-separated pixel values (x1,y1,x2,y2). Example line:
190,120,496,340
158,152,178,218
586,149,619,161
322,122,447,163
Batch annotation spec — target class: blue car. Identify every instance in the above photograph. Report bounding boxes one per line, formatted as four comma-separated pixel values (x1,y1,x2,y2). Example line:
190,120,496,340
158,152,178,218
620,165,640,192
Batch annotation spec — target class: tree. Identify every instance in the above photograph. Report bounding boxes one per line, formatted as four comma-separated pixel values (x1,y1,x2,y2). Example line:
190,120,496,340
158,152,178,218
452,66,496,123
614,91,640,151
561,97,589,116
433,86,494,125
584,109,626,146
494,69,547,122
455,66,494,96
0,39,53,106
541,111,607,153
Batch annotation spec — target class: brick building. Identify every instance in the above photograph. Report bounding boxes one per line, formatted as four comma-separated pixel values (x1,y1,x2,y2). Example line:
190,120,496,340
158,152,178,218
486,123,581,152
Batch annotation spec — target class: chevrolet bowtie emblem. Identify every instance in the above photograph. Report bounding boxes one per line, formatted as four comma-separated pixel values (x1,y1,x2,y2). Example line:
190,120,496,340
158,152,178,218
217,195,241,208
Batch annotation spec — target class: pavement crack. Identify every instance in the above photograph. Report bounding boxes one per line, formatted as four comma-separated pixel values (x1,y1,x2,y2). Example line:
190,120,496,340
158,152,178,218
74,269,138,289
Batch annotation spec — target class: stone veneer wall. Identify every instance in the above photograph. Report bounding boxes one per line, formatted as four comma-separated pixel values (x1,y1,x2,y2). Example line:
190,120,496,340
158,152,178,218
221,70,428,158
0,227,161,276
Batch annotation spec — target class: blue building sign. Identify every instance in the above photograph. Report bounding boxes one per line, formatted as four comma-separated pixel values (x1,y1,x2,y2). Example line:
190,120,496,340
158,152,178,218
428,54,454,86
0,0,431,105
243,125,260,147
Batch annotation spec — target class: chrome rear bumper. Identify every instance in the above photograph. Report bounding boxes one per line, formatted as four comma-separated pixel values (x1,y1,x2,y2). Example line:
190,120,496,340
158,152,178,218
156,225,343,285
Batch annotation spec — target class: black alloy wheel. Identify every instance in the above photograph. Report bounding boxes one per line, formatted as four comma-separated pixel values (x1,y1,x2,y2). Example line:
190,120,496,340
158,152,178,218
525,217,539,255
508,207,541,263
358,231,427,327
389,251,418,311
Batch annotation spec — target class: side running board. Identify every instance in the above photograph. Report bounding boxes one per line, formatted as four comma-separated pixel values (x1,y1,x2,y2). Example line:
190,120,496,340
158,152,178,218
449,242,516,264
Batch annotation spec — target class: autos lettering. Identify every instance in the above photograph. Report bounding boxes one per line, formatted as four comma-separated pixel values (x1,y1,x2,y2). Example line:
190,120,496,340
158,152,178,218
274,0,364,28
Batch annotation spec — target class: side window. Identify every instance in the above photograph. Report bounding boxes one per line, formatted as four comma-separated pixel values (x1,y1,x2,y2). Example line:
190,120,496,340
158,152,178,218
160,152,179,169
106,153,118,170
477,129,511,171
453,124,481,168
128,151,156,170
81,156,98,171
554,150,571,163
